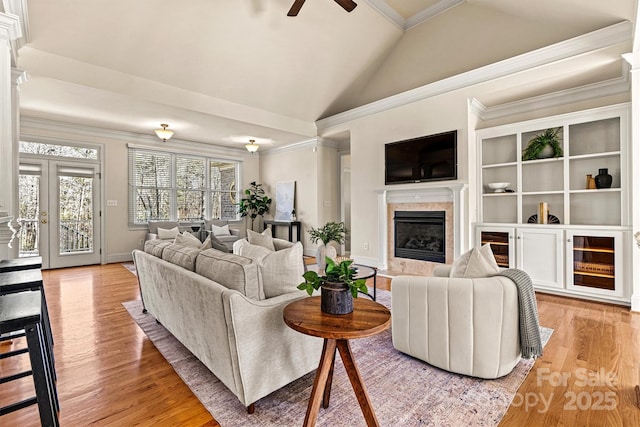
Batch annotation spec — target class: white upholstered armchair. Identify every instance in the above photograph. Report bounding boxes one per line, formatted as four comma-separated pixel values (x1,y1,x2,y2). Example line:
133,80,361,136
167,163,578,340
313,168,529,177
391,264,521,379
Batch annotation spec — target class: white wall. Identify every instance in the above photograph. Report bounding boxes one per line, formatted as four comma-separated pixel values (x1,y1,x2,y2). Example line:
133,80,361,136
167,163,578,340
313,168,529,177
259,142,319,255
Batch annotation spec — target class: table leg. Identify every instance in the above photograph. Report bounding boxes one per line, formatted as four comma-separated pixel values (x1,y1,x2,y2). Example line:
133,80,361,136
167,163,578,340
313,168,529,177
303,338,337,427
323,345,337,409
337,339,380,427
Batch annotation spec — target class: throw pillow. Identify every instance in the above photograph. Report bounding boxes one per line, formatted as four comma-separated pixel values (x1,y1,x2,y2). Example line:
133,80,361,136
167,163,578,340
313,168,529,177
157,226,180,240
247,228,275,251
238,240,304,298
204,234,229,252
174,231,202,249
450,244,500,278
211,224,231,236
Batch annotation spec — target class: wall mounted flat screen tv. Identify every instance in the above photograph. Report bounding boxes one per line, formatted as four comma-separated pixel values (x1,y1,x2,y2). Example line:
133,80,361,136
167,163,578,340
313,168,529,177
385,130,457,185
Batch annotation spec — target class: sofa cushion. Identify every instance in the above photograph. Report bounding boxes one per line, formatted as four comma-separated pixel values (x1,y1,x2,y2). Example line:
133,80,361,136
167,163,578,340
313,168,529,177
450,244,499,278
148,221,179,235
196,249,263,300
211,224,231,236
161,243,200,271
235,239,304,298
143,239,172,257
158,226,180,240
174,231,203,248
247,228,275,251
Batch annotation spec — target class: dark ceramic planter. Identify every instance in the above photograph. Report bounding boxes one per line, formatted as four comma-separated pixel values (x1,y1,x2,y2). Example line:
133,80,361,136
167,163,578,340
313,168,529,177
321,281,353,315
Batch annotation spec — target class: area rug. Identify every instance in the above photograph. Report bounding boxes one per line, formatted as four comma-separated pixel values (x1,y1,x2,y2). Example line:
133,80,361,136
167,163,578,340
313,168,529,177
122,262,137,275
123,289,552,426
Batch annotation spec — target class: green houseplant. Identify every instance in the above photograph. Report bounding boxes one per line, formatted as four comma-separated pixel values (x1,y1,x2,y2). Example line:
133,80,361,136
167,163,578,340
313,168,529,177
522,127,563,160
298,257,368,314
308,221,348,268
238,181,272,230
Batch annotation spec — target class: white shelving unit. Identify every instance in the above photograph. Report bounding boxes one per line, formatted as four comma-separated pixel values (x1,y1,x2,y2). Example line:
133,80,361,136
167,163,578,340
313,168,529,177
475,104,631,304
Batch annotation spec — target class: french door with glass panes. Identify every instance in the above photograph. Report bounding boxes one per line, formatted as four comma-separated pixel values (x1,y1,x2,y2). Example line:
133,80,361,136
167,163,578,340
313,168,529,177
18,159,101,269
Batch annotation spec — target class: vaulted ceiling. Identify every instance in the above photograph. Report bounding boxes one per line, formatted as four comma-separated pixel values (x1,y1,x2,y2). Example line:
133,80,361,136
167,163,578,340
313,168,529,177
5,0,638,150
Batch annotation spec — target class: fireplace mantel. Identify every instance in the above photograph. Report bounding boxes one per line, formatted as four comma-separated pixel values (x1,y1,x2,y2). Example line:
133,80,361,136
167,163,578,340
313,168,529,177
373,183,467,272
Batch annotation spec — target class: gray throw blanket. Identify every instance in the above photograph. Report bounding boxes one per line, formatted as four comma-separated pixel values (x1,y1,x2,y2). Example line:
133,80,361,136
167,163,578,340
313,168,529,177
497,269,543,359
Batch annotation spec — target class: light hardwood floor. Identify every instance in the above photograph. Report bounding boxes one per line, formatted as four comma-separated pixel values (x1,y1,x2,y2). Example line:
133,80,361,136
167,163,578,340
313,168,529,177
1,263,639,426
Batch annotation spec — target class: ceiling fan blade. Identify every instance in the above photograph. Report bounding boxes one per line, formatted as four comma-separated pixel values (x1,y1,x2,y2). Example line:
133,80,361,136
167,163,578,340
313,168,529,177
334,0,357,12
287,0,306,16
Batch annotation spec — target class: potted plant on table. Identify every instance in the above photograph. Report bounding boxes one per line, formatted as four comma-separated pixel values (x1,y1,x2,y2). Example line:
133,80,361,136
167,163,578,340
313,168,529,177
298,257,368,315
308,221,348,269
238,181,272,231
522,127,563,160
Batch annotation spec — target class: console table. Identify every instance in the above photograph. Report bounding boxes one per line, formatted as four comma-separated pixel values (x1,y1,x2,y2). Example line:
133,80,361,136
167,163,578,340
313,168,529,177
263,220,301,242
283,297,390,427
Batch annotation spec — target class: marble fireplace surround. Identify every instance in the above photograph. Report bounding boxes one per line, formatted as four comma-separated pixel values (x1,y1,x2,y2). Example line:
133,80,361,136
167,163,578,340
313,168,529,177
376,184,467,276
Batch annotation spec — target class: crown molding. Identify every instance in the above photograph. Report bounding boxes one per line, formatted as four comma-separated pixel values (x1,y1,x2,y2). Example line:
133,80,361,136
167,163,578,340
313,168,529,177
20,116,250,159
11,67,26,85
0,11,21,40
471,74,630,122
363,0,464,31
260,138,318,156
405,0,464,30
2,0,29,41
361,0,404,29
317,21,633,132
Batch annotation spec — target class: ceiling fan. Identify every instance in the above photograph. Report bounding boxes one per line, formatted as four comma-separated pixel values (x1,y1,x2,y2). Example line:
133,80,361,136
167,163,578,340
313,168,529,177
287,0,357,16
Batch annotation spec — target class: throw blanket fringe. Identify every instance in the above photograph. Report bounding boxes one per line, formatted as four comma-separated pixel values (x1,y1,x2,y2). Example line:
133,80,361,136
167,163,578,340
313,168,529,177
497,269,543,359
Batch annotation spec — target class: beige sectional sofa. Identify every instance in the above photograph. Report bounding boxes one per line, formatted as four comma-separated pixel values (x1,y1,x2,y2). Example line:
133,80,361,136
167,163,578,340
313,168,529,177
132,239,323,411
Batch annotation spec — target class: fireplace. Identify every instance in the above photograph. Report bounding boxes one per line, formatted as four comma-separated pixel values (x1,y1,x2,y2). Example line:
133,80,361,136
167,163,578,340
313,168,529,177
393,211,446,263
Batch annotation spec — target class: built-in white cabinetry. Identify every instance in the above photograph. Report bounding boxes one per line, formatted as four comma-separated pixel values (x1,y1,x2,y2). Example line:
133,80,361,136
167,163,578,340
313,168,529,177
475,104,630,304
477,225,563,290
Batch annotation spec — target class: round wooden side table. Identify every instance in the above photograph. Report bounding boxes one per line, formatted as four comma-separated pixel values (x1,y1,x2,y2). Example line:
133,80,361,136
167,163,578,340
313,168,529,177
283,296,391,427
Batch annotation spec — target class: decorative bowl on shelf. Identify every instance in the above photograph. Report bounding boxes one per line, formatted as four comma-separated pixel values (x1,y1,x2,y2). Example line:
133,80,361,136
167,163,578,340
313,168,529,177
487,182,510,193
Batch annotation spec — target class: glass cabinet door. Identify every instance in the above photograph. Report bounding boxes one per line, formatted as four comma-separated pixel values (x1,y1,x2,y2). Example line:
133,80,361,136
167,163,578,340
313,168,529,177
571,235,615,291
566,230,623,297
479,229,513,268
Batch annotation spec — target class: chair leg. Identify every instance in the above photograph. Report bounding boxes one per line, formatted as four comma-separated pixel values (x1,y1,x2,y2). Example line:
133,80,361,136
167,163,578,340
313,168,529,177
25,323,59,427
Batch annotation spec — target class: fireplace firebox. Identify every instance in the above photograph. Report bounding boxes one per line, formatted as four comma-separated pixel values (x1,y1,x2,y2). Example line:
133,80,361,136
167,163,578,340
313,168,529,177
393,211,445,263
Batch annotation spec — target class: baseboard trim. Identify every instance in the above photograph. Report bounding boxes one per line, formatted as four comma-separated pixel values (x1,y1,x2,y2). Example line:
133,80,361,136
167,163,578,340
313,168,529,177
107,252,133,264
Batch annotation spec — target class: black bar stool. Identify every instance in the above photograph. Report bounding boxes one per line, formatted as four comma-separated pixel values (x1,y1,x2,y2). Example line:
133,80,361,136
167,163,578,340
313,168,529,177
0,256,43,273
0,291,59,426
0,269,55,353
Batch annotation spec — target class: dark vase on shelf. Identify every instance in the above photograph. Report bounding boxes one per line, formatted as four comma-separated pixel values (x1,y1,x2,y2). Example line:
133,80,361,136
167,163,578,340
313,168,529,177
594,168,612,189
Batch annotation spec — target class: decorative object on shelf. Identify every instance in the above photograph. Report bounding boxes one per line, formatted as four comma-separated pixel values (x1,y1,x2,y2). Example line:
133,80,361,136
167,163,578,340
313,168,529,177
308,221,348,269
245,139,259,153
290,209,296,221
238,181,272,231
154,123,174,142
488,182,510,193
537,203,549,224
297,257,368,315
522,127,563,160
594,168,612,189
527,213,560,224
586,174,596,189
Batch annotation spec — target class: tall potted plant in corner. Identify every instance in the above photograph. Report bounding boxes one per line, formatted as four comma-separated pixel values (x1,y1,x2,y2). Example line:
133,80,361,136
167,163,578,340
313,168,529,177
298,257,368,315
308,221,348,269
238,181,272,231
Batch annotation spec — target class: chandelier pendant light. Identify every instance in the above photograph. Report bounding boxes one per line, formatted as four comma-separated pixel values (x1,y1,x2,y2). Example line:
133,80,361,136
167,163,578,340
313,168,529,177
245,139,259,153
155,123,174,142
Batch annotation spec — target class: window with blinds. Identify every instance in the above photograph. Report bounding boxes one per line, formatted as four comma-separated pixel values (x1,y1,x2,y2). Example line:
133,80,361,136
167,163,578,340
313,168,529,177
128,148,239,225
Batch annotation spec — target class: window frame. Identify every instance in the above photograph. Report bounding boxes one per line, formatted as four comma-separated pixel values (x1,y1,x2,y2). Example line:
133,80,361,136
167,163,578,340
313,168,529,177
128,147,240,227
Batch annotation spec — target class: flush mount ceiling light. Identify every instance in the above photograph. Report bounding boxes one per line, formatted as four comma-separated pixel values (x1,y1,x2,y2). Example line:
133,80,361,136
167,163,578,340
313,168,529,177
245,139,259,153
154,123,174,142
